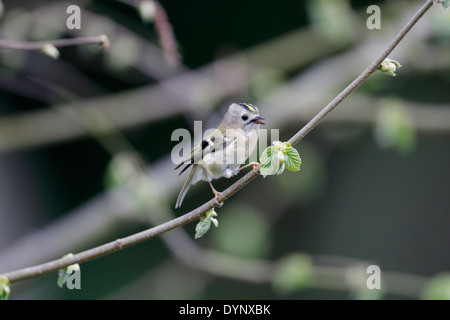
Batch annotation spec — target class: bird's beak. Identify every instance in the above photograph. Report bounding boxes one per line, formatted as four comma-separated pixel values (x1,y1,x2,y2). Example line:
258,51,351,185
253,116,266,125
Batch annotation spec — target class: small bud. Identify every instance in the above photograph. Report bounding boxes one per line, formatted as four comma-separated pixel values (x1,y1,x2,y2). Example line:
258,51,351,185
40,43,60,59
278,152,286,164
272,141,283,149
139,0,156,23
99,34,110,50
195,208,219,239
378,58,402,76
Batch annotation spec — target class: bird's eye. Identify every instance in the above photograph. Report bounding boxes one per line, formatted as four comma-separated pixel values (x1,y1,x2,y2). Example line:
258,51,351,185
241,115,248,121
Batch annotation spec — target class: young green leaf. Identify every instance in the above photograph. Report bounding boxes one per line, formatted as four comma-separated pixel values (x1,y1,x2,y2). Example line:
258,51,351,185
259,141,301,177
0,276,10,300
259,146,281,177
259,145,273,167
195,208,218,239
284,146,302,172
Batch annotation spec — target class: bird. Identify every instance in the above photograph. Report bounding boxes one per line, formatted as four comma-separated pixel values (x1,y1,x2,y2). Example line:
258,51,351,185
174,102,265,208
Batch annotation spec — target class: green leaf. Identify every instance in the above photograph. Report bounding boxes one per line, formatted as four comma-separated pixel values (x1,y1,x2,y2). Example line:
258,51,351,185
259,146,281,178
259,145,273,167
57,254,80,288
0,276,10,300
259,141,301,177
422,273,450,300
195,208,218,239
272,253,313,294
284,146,302,172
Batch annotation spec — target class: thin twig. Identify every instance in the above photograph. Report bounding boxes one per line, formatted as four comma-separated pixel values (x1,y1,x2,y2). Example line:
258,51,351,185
1,0,434,284
153,0,181,66
0,35,110,50
113,0,181,66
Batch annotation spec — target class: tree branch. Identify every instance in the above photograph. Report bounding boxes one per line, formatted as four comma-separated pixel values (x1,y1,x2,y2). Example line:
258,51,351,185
0,35,110,51
1,0,435,284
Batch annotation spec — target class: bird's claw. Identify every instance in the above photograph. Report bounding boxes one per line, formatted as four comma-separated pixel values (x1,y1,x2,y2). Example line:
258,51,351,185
209,181,224,207
214,194,224,207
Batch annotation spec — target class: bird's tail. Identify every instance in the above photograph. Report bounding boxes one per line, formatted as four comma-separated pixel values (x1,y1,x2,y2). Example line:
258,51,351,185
175,165,197,209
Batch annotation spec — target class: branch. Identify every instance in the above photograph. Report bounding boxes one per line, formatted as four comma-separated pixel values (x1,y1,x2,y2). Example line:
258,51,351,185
0,35,110,51
1,0,434,284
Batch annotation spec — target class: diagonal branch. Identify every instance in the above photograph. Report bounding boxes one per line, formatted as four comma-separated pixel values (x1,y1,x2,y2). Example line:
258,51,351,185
1,0,434,284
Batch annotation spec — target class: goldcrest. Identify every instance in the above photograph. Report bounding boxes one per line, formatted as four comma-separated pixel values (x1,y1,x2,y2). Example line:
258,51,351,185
175,103,265,208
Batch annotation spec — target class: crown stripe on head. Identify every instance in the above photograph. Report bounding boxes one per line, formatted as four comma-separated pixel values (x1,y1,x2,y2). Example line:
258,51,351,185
239,103,256,112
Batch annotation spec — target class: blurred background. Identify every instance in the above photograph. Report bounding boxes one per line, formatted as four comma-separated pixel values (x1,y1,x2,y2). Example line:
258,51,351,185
0,0,449,299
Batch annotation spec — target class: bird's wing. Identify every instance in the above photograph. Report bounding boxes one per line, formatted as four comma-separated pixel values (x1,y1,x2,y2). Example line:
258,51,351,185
174,129,236,172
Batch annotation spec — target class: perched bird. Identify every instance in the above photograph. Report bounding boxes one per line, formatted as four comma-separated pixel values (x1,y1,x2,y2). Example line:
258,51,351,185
175,103,265,208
